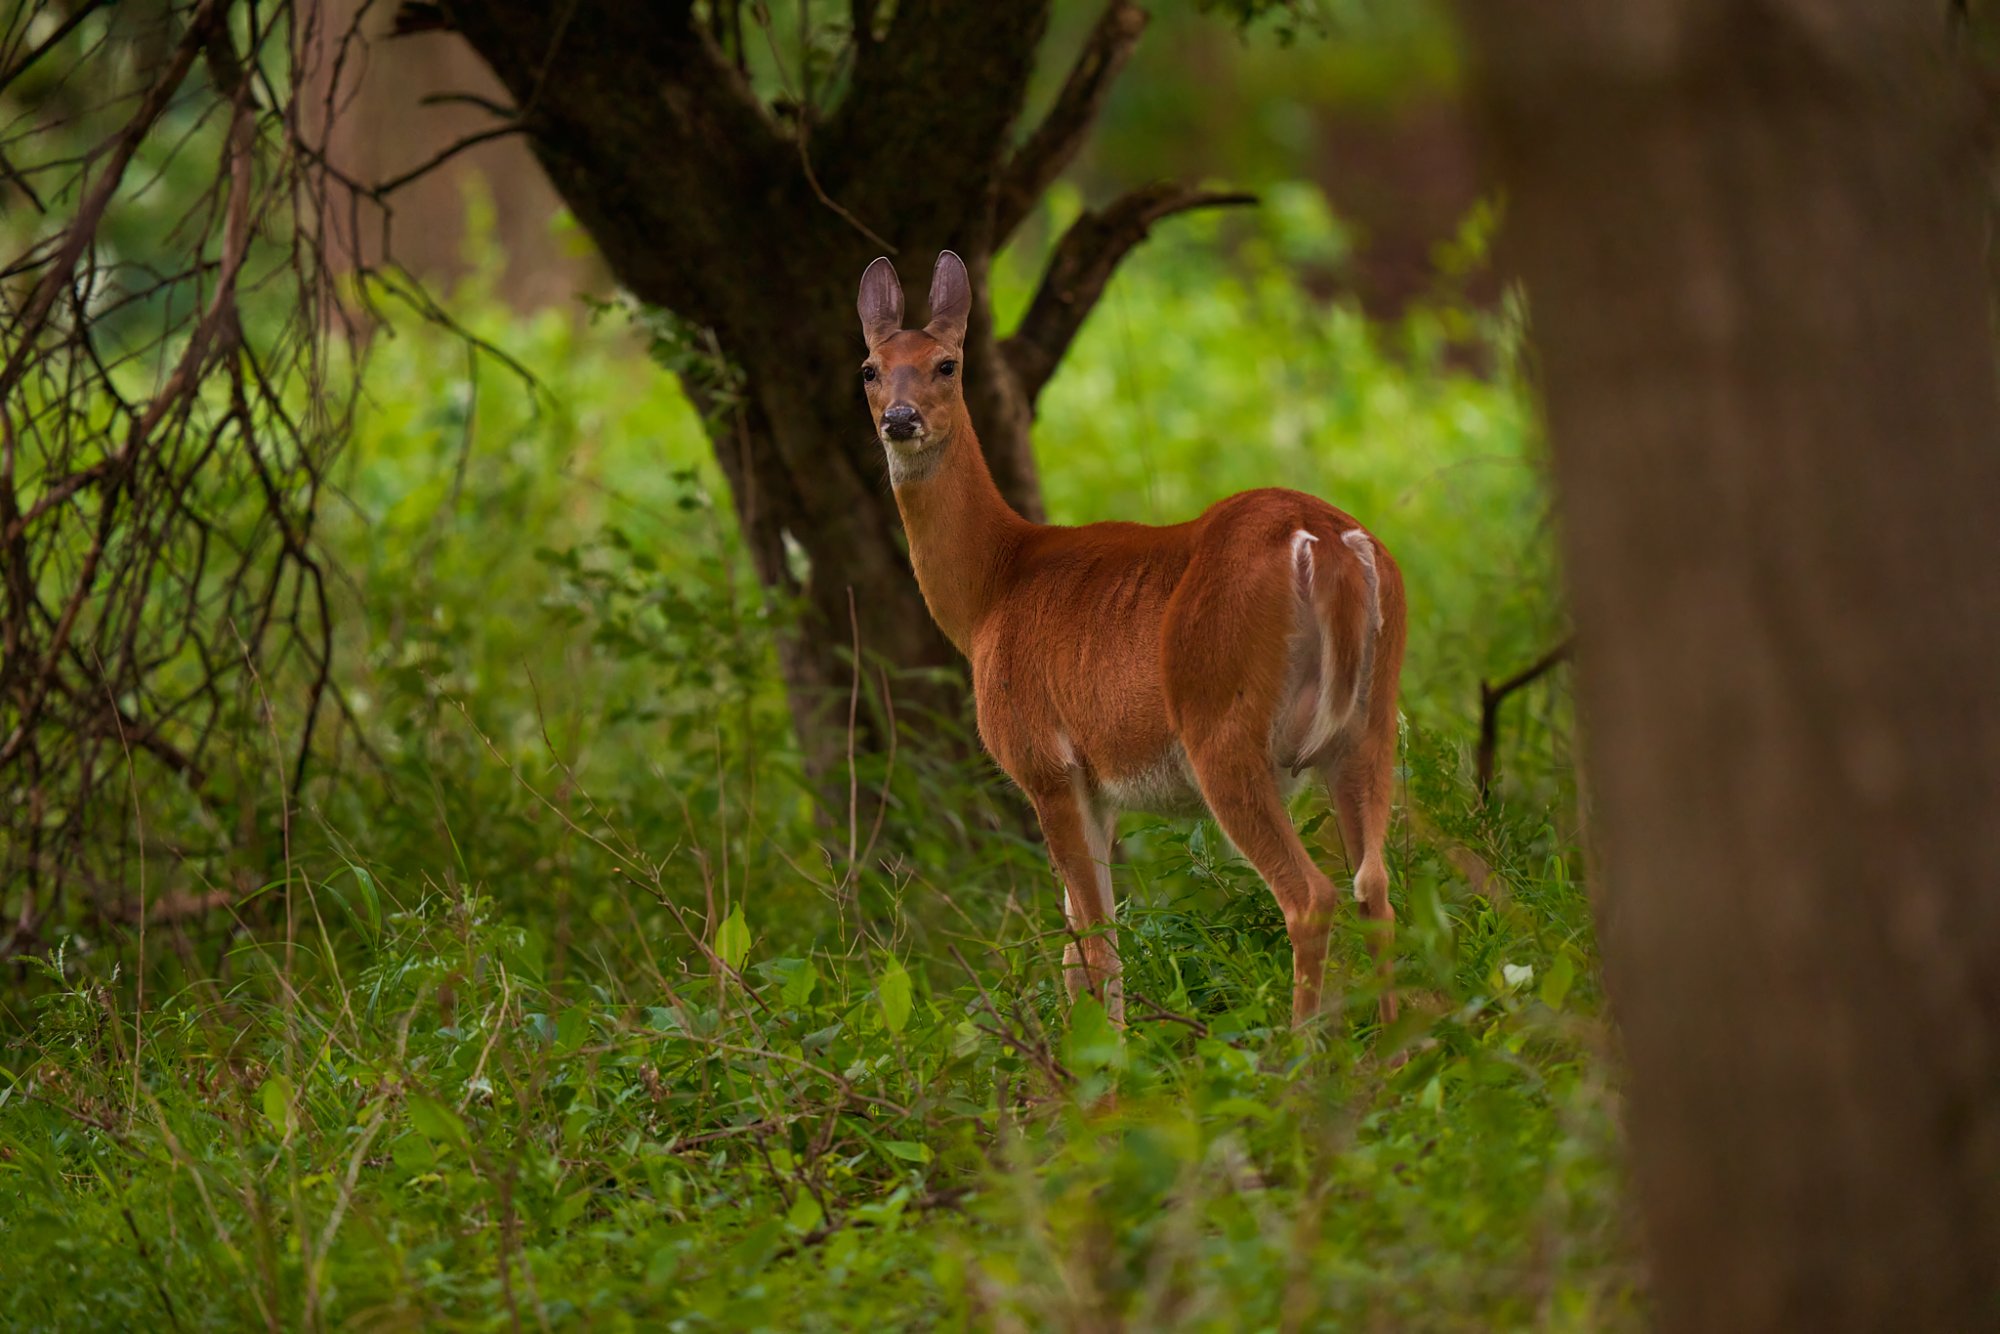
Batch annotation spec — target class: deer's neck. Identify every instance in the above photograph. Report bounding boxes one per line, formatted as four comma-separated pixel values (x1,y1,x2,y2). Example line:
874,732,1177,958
890,414,1031,654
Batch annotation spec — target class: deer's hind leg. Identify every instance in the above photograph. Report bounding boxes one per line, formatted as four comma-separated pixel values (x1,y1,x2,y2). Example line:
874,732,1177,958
1186,741,1342,1025
1162,533,1341,1026
1323,535,1405,1027
1323,731,1398,1025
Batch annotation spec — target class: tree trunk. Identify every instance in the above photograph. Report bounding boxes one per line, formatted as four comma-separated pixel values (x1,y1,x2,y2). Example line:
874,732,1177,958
419,0,1217,775
702,312,994,774
1460,3,2000,1328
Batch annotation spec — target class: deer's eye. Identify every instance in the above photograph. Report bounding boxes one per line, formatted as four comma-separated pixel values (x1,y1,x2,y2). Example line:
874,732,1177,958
937,359,956,377
861,365,878,383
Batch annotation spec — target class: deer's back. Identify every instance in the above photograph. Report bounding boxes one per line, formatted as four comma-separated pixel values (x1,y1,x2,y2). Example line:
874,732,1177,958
966,488,1366,805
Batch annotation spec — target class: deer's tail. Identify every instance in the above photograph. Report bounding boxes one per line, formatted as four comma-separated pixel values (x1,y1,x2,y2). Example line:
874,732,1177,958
1290,525,1382,770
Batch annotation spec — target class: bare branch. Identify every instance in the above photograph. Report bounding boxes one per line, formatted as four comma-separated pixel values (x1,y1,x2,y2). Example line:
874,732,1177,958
418,89,516,119
0,0,106,97
0,0,223,403
0,458,112,545
0,99,256,777
993,0,1148,243
1476,636,1574,803
0,1,365,942
371,122,528,198
1004,182,1255,405
0,146,43,211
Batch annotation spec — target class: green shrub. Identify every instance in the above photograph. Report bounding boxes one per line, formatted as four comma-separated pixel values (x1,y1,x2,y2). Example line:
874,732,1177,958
0,188,1626,1329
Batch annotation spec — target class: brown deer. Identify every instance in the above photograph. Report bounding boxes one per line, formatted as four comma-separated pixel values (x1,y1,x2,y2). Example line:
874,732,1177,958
857,251,1406,1028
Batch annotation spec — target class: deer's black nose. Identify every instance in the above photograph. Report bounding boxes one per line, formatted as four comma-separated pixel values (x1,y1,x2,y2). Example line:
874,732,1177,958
882,404,921,439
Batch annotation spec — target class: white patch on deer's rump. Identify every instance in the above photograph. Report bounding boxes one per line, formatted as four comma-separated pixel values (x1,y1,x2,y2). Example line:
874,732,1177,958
1341,528,1382,631
1290,528,1318,582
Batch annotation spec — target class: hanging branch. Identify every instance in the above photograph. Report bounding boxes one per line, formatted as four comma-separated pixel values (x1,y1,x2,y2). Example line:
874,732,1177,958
992,0,1149,243
1476,636,1575,803
0,0,225,403
0,0,370,954
1005,182,1256,405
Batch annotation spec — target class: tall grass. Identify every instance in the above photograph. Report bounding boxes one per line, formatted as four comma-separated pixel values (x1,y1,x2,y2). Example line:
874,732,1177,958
0,189,1629,1330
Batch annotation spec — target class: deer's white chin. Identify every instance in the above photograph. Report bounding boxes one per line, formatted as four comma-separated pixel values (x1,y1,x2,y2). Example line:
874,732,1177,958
882,430,944,485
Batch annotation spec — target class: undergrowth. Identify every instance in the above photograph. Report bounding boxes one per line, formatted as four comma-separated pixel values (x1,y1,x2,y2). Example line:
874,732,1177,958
0,188,1631,1329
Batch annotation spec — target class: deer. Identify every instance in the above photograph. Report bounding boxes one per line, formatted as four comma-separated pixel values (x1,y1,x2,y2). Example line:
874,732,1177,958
857,251,1407,1031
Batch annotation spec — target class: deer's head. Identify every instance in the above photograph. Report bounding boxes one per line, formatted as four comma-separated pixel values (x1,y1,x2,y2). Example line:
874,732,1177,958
857,251,970,480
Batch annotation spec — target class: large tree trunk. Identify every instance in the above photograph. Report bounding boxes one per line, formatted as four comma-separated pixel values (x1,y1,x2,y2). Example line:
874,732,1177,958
414,0,1225,775
429,4,1035,772
1460,3,2000,1328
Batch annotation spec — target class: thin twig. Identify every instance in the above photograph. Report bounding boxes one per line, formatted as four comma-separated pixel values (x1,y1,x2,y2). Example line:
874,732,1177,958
1476,636,1575,803
120,1208,188,1333
1004,183,1257,405
992,0,1148,242
370,123,528,198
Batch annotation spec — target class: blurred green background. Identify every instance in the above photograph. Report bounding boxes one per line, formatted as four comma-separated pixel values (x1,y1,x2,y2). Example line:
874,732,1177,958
0,3,1625,1328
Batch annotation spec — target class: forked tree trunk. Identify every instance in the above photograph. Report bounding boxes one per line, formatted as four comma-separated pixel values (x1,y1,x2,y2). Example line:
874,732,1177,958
1461,3,2000,1327
413,0,1240,776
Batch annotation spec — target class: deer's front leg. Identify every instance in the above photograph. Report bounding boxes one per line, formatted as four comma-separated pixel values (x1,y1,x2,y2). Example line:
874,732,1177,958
1030,777,1123,1026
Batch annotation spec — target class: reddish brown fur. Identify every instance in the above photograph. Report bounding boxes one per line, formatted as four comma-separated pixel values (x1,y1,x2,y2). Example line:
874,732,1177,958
857,253,1407,1029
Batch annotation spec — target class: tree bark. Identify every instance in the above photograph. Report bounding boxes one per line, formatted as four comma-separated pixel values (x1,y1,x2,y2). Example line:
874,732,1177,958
420,0,1211,775
1460,3,2000,1328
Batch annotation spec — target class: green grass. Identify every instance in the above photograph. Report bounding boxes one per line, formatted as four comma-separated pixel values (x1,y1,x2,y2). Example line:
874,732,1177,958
0,190,1631,1330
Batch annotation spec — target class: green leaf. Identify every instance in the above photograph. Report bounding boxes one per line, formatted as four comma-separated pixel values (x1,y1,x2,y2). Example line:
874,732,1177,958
259,1075,296,1138
726,1218,785,1276
1418,1075,1445,1113
563,1103,594,1150
715,904,751,971
1065,995,1125,1072
877,956,912,1035
785,1190,824,1234
407,1094,468,1150
1540,952,1576,1011
780,957,818,1008
551,1188,592,1228
390,1132,436,1173
508,928,548,983
322,864,380,938
646,1245,681,1288
880,1140,931,1164
555,1005,591,1055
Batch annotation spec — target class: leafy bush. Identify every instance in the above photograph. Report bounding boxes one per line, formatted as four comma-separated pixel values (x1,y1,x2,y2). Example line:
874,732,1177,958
0,190,1626,1328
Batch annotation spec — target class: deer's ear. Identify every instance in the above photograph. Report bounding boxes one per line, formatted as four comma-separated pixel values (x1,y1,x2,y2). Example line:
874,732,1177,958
925,250,970,351
857,256,903,348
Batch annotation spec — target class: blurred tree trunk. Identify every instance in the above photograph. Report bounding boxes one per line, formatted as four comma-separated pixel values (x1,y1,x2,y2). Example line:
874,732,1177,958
314,0,601,309
403,0,1241,779
1460,2,2000,1329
